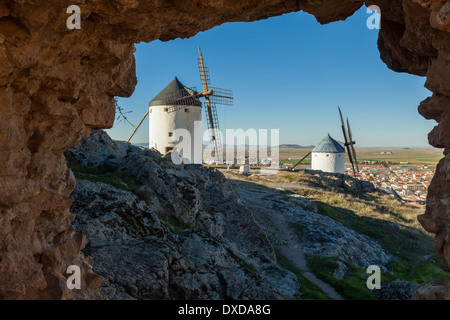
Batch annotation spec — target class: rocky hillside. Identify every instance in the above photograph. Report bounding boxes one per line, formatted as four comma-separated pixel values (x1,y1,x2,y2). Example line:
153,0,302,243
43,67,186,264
66,130,449,300
1,0,449,299
221,168,449,300
67,130,299,299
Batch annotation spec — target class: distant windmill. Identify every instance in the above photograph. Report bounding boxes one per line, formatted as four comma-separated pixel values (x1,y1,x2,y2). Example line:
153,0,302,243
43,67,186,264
338,107,359,177
127,48,233,164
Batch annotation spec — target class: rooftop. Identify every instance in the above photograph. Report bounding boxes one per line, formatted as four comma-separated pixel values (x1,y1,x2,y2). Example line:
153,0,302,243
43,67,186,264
312,134,345,154
149,77,202,107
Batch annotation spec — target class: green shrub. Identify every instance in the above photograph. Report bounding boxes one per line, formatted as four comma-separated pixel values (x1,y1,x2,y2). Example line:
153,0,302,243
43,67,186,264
274,249,330,300
307,256,376,300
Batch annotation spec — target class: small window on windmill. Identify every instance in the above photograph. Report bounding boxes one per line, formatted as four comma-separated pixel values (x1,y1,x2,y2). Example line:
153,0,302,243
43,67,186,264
168,132,173,137
164,107,168,112
184,108,188,112
326,154,329,157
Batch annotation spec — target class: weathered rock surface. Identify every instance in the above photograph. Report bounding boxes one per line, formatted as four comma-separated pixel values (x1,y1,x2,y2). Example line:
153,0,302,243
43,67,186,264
412,278,449,300
304,169,377,193
69,132,299,300
0,0,449,299
375,280,416,300
236,183,394,271
67,129,132,168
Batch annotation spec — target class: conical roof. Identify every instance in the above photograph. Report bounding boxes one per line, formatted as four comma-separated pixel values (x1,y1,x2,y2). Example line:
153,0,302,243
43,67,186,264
149,77,201,107
312,134,345,153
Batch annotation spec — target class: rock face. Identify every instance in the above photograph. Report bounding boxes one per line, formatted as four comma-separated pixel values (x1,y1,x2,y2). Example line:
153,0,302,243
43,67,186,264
0,0,449,299
376,280,416,300
69,131,299,299
236,181,394,272
304,169,377,193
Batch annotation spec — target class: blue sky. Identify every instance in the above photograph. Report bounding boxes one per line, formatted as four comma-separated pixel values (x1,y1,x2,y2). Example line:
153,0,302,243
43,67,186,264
107,6,435,148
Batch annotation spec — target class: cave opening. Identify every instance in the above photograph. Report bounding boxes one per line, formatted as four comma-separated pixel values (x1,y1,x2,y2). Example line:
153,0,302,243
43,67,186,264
1,0,449,300
93,6,447,299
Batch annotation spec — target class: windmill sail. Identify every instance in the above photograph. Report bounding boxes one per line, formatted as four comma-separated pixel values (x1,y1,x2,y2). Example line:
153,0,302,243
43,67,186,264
346,117,359,175
164,86,202,113
338,107,357,177
198,48,226,163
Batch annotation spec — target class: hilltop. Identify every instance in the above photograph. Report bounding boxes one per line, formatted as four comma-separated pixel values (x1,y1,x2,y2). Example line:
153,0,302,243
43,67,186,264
279,144,314,149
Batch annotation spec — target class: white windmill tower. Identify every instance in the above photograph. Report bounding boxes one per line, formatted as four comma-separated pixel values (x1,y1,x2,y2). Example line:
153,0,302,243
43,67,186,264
311,134,346,174
127,48,233,164
147,77,203,159
310,107,360,176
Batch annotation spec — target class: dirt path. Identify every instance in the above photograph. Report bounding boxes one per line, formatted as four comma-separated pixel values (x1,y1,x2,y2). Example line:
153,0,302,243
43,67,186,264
226,175,344,300
269,211,343,300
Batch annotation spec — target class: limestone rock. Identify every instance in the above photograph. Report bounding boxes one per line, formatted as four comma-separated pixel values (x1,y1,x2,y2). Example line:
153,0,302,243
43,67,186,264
67,130,135,168
412,279,447,300
69,134,300,300
375,280,416,300
243,186,394,270
71,180,299,300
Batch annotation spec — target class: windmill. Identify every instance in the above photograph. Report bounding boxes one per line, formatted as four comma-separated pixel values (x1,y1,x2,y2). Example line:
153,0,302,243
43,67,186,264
338,107,359,178
127,48,233,164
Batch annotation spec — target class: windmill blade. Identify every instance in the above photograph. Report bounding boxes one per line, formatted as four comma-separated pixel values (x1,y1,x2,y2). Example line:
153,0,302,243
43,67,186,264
338,106,349,143
198,47,223,163
346,144,356,178
127,110,149,143
338,106,356,176
165,87,200,112
165,86,216,113
204,101,223,163
209,87,233,106
198,48,211,90
165,87,197,105
347,117,360,174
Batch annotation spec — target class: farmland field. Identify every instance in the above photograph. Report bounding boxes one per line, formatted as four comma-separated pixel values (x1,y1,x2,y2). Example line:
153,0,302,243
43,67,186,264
277,147,444,166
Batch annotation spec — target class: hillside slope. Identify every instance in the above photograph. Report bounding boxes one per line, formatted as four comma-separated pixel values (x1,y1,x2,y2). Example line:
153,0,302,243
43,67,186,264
221,169,449,299
66,130,449,300
67,130,299,299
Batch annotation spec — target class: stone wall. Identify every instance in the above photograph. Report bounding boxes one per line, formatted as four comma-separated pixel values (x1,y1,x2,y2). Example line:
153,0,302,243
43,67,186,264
0,0,449,299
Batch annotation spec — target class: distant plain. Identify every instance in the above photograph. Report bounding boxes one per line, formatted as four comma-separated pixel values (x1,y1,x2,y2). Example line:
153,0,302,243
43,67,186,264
276,146,444,167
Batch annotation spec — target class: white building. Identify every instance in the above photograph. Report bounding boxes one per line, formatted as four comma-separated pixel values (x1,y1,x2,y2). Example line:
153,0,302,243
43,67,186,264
239,165,250,174
148,77,202,163
311,134,345,174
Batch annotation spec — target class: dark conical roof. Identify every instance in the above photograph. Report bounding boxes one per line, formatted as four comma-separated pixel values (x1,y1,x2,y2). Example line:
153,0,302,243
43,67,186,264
149,77,201,107
312,134,345,153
